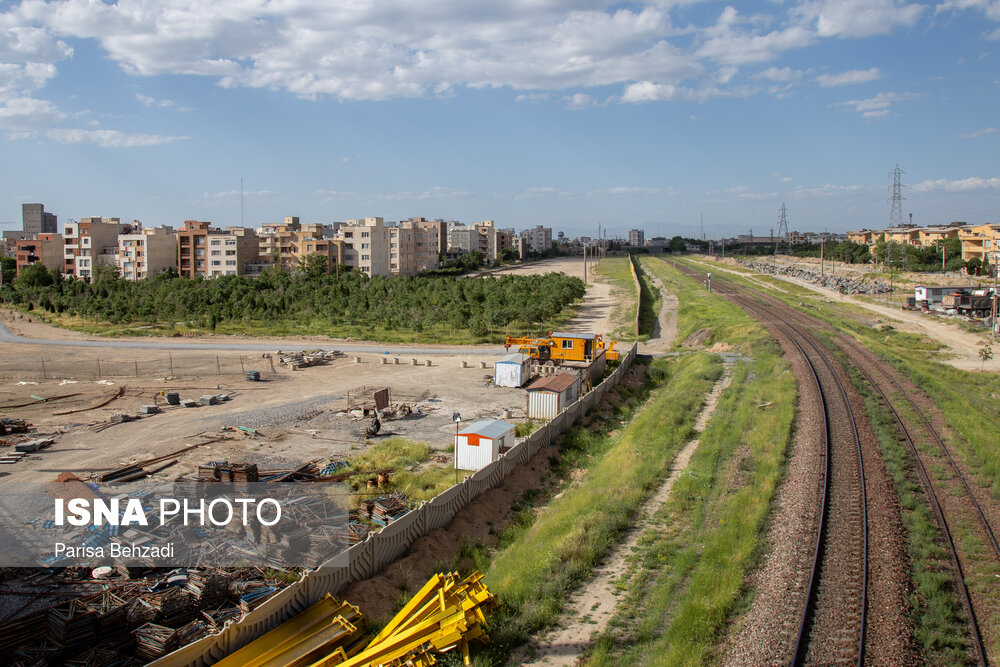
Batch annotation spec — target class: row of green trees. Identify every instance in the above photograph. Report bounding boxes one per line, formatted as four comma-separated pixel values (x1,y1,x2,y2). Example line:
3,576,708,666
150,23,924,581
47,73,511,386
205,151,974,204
0,263,586,338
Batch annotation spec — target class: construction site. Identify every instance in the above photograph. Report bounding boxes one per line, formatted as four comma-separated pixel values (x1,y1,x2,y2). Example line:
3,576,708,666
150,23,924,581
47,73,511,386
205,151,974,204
0,273,639,666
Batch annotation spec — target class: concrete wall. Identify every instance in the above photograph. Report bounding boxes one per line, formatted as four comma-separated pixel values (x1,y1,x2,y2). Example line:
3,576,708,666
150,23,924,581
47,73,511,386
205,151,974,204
155,343,638,667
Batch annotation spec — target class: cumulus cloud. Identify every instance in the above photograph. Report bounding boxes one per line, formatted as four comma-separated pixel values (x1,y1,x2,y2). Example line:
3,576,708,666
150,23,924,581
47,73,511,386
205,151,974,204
621,80,748,103
798,0,925,38
755,66,806,82
697,6,813,65
816,67,883,86
0,95,65,129
911,176,1000,192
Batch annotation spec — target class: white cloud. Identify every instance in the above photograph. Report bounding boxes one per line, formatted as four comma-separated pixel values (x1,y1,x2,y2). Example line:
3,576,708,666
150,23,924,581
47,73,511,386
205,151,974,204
589,186,671,196
816,67,883,86
621,80,749,103
798,0,925,38
204,188,278,199
45,128,189,147
911,176,1000,192
698,7,813,65
755,66,805,82
935,0,1000,23
516,187,557,200
135,92,188,110
832,91,921,118
791,183,866,196
515,93,550,104
959,127,997,138
564,92,596,109
0,95,65,129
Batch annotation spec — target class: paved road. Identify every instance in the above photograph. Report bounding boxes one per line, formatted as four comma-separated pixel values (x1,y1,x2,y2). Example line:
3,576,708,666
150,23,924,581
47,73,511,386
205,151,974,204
0,318,502,356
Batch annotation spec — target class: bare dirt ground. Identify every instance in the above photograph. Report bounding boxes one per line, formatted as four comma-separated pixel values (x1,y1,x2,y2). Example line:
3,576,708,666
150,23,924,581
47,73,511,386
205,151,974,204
513,361,736,666
699,256,1000,372
0,355,531,488
500,257,615,336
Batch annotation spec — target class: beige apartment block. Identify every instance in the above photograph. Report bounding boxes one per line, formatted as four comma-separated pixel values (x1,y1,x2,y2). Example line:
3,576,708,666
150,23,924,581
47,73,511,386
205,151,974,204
207,227,258,277
959,223,1000,264
341,217,390,276
118,226,177,280
62,217,127,279
520,225,553,254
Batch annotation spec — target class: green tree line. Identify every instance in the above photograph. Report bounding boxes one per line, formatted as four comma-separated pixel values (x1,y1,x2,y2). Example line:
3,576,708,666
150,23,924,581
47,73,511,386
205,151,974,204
0,264,586,340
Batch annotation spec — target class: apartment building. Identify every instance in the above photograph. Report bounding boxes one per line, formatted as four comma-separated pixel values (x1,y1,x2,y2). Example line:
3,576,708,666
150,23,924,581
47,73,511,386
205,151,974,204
22,203,57,236
449,220,499,260
15,233,63,274
177,220,212,278
628,229,645,247
118,226,177,280
404,217,448,258
206,227,258,277
959,224,1000,264
520,225,553,254
62,217,126,279
257,217,342,273
340,217,391,276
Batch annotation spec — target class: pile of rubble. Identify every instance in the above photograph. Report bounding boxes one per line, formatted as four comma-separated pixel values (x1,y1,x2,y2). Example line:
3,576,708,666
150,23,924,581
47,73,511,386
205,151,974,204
741,260,891,295
0,566,292,664
276,349,344,369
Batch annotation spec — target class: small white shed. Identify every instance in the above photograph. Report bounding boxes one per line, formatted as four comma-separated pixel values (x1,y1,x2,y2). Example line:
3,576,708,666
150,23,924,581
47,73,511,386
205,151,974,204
525,373,580,420
455,420,516,471
494,353,532,387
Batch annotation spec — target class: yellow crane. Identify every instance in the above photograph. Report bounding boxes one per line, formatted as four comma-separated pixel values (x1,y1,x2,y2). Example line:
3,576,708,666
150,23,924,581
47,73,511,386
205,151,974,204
504,331,620,363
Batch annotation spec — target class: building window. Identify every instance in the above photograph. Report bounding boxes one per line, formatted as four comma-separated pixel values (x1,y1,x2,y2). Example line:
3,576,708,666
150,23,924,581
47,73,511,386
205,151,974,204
362,243,369,249
362,254,370,260
361,232,369,238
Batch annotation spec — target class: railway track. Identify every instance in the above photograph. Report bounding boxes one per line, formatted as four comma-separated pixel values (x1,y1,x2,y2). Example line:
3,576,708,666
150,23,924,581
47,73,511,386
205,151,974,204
667,257,992,665
664,259,869,664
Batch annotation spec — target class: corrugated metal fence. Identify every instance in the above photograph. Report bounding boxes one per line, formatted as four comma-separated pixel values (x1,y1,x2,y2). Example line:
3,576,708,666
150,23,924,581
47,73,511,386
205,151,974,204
153,343,638,667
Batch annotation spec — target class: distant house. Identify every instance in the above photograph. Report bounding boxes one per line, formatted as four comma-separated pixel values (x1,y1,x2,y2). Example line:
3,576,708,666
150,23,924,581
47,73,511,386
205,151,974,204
525,373,580,419
454,420,515,471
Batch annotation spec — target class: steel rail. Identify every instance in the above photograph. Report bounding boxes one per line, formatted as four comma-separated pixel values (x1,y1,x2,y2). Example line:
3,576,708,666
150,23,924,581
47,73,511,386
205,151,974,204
660,258,867,665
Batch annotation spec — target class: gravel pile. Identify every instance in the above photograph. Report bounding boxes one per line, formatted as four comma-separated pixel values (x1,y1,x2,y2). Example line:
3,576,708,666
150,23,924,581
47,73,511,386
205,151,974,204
213,394,341,431
741,260,891,294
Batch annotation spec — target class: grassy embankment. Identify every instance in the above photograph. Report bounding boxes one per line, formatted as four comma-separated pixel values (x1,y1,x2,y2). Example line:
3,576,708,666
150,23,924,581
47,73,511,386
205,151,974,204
593,255,661,341
340,437,455,506
480,352,723,660
581,256,795,666
681,255,1000,660
593,256,640,339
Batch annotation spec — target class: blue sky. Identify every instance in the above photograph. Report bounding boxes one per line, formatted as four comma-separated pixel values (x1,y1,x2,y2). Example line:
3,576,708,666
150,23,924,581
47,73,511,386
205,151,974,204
1,0,998,240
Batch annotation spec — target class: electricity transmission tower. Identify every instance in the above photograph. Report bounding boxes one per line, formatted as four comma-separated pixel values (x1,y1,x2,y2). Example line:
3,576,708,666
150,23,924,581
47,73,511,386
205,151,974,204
889,164,905,228
776,202,789,255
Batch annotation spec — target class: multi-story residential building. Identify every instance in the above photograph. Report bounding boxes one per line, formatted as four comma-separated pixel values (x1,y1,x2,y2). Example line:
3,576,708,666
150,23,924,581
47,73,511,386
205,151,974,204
405,217,448,258
917,225,965,247
628,229,645,247
177,220,212,278
206,227,258,277
257,217,342,273
449,220,499,260
520,225,553,255
959,223,1000,264
118,226,177,280
62,217,126,279
847,229,877,245
22,203,57,237
340,217,391,276
15,233,63,274
496,228,516,258
883,227,921,247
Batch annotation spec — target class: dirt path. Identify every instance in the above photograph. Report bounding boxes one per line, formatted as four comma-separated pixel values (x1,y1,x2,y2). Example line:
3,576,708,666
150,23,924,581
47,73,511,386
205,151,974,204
692,259,1000,372
514,361,737,666
638,265,678,355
